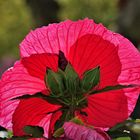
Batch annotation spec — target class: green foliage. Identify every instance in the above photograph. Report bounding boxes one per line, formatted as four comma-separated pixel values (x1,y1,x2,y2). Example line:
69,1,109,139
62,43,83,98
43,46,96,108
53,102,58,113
2,119,140,139
0,0,118,58
10,125,44,139
58,0,118,29
108,119,140,140
0,0,33,58
7,130,13,138
113,137,131,140
23,125,44,138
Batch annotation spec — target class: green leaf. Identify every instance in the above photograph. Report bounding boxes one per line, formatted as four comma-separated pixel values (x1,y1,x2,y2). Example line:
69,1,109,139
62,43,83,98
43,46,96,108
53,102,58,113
90,84,135,95
23,125,44,138
65,63,80,94
108,131,131,139
109,120,133,132
53,127,64,138
8,130,13,138
126,122,140,134
113,137,131,140
81,66,100,92
46,68,65,95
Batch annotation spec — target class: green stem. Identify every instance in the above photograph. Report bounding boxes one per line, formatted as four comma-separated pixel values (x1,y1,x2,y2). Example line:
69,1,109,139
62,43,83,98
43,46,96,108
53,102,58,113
77,95,87,105
70,94,75,118
57,98,70,106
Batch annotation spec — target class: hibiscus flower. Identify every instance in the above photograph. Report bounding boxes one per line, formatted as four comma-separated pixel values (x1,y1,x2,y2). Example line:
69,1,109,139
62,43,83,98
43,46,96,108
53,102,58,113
0,18,140,138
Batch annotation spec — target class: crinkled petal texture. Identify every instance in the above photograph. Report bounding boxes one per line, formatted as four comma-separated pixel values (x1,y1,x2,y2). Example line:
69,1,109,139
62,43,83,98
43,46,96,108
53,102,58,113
0,53,59,136
12,97,61,137
1,19,140,137
19,18,140,129
0,61,45,129
68,33,140,128
63,122,111,140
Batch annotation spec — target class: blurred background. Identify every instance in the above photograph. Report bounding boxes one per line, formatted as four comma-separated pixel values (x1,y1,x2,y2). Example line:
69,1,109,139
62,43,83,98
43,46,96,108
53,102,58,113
0,0,140,118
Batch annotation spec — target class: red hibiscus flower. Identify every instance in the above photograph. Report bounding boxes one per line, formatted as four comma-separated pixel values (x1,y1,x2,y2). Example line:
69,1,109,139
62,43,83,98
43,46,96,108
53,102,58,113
0,18,140,138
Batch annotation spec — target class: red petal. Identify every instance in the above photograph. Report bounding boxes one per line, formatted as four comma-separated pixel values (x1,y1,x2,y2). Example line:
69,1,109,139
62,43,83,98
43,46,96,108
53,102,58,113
63,122,110,140
21,53,58,80
67,23,140,128
82,90,128,128
48,111,62,137
0,61,46,130
12,97,61,137
20,18,98,57
68,34,121,88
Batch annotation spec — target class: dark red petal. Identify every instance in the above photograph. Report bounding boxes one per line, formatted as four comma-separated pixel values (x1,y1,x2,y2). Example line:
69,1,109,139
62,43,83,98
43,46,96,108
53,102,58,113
68,25,140,129
68,34,121,88
82,90,128,128
0,61,46,130
21,53,58,80
63,122,110,140
12,97,61,138
48,110,62,137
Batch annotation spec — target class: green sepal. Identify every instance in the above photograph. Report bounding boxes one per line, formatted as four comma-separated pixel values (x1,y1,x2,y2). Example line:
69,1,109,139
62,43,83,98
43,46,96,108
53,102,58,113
11,92,45,100
23,125,44,138
53,127,64,138
70,117,84,125
81,66,100,92
11,92,63,105
65,63,80,94
46,68,65,96
90,84,134,95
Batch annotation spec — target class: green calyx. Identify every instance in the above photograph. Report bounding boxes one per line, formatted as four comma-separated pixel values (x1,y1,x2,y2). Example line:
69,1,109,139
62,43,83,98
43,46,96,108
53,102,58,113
45,63,100,119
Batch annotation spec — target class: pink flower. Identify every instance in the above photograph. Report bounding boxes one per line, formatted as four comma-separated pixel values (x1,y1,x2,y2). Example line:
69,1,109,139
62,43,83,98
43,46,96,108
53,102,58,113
0,18,140,138
63,122,111,140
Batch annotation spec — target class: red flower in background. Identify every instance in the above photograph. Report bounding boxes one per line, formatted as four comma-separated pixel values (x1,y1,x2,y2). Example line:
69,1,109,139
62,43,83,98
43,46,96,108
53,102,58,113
0,18,140,138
